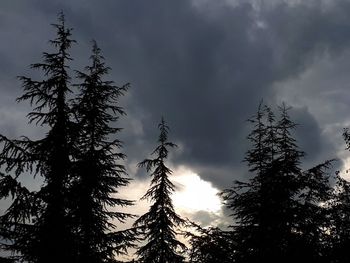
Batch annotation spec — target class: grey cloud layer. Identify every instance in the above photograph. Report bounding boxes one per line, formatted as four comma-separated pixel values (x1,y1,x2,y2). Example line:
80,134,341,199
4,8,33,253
0,0,349,189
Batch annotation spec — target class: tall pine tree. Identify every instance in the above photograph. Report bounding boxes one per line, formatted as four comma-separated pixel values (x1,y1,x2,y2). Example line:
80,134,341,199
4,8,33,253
329,129,350,263
221,103,276,262
0,13,76,263
221,103,332,263
275,104,332,261
71,41,134,263
133,119,186,263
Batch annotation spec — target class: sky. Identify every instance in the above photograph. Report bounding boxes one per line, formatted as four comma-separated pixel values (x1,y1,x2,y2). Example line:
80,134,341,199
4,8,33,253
1,0,350,236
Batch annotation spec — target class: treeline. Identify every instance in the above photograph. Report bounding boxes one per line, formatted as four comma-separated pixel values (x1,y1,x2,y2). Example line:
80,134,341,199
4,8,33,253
192,104,349,263
0,13,350,263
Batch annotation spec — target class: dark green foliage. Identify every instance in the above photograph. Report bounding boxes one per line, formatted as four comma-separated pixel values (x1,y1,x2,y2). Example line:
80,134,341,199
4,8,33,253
71,41,134,263
0,12,76,263
133,119,186,263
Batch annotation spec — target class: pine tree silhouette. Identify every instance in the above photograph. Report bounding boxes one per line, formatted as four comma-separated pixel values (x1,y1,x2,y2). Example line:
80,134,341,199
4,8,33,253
71,41,135,263
221,103,276,262
330,129,350,263
185,222,234,263
133,118,186,263
0,13,76,263
221,103,332,263
275,104,332,262
330,176,350,263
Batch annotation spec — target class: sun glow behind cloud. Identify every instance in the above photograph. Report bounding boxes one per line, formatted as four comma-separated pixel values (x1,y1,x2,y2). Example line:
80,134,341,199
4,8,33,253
171,166,222,214
117,166,223,221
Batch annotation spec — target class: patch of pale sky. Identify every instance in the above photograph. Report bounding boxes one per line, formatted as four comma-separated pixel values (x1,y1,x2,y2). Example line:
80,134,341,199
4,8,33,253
171,166,222,214
115,165,226,261
117,165,224,226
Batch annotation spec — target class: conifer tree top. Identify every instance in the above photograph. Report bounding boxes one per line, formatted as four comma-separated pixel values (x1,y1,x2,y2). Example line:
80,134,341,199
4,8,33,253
134,118,186,263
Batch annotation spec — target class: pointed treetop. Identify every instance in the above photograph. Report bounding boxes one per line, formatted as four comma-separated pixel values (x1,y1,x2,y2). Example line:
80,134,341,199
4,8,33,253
159,117,169,144
89,40,107,72
58,11,65,25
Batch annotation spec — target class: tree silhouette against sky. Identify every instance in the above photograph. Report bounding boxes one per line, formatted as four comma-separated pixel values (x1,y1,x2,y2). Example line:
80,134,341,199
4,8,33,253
71,40,134,263
0,13,76,263
133,118,186,263
221,104,332,263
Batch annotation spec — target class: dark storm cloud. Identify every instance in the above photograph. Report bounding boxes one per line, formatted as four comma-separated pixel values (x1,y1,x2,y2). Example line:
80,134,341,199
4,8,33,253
0,0,350,189
290,106,339,168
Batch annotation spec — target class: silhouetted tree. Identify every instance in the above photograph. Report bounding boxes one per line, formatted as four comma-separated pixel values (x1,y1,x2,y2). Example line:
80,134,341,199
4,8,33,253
293,162,333,262
185,222,234,263
133,119,186,263
71,41,134,263
330,175,350,263
221,103,332,263
0,171,39,262
329,129,350,263
274,105,332,261
221,103,278,262
0,13,77,263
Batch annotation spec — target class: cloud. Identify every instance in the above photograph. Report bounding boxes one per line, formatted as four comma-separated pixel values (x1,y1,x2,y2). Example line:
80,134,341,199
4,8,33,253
0,0,350,200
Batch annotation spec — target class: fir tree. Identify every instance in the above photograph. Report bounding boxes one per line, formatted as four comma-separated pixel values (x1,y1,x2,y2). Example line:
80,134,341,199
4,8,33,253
329,129,350,263
0,13,76,263
71,41,134,263
221,103,332,263
133,119,186,263
275,104,332,261
221,103,276,262
295,161,333,262
330,175,350,263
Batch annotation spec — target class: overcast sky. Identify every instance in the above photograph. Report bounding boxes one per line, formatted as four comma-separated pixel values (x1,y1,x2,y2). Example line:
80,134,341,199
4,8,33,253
1,0,350,234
